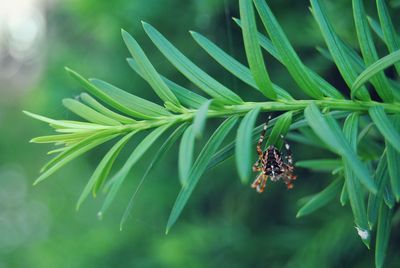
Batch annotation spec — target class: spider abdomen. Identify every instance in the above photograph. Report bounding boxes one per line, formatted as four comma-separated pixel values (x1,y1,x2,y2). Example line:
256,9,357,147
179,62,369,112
264,146,284,179
252,116,296,192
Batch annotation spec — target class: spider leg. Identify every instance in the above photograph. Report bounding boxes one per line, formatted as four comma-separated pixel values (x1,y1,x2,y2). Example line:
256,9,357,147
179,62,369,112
282,171,295,189
280,134,293,166
251,173,268,193
252,158,262,172
251,173,262,189
256,115,272,160
259,175,268,192
286,182,294,189
280,134,297,189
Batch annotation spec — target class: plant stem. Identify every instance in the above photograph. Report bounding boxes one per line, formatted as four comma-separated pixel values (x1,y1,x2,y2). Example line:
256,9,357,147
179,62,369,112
226,99,400,114
118,99,399,133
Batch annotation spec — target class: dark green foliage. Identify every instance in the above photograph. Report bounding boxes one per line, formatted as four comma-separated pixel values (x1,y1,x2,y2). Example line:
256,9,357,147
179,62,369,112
25,1,400,266
297,178,342,218
166,116,238,233
236,107,261,183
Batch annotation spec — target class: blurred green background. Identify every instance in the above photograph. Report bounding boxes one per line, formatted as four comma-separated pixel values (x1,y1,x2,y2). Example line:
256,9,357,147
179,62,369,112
1,0,399,267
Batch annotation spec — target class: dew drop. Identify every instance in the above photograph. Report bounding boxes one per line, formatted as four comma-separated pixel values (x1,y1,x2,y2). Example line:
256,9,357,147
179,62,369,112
355,226,369,240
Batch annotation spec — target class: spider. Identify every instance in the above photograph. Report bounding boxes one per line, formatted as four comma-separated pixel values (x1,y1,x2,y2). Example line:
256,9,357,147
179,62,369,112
251,115,297,193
